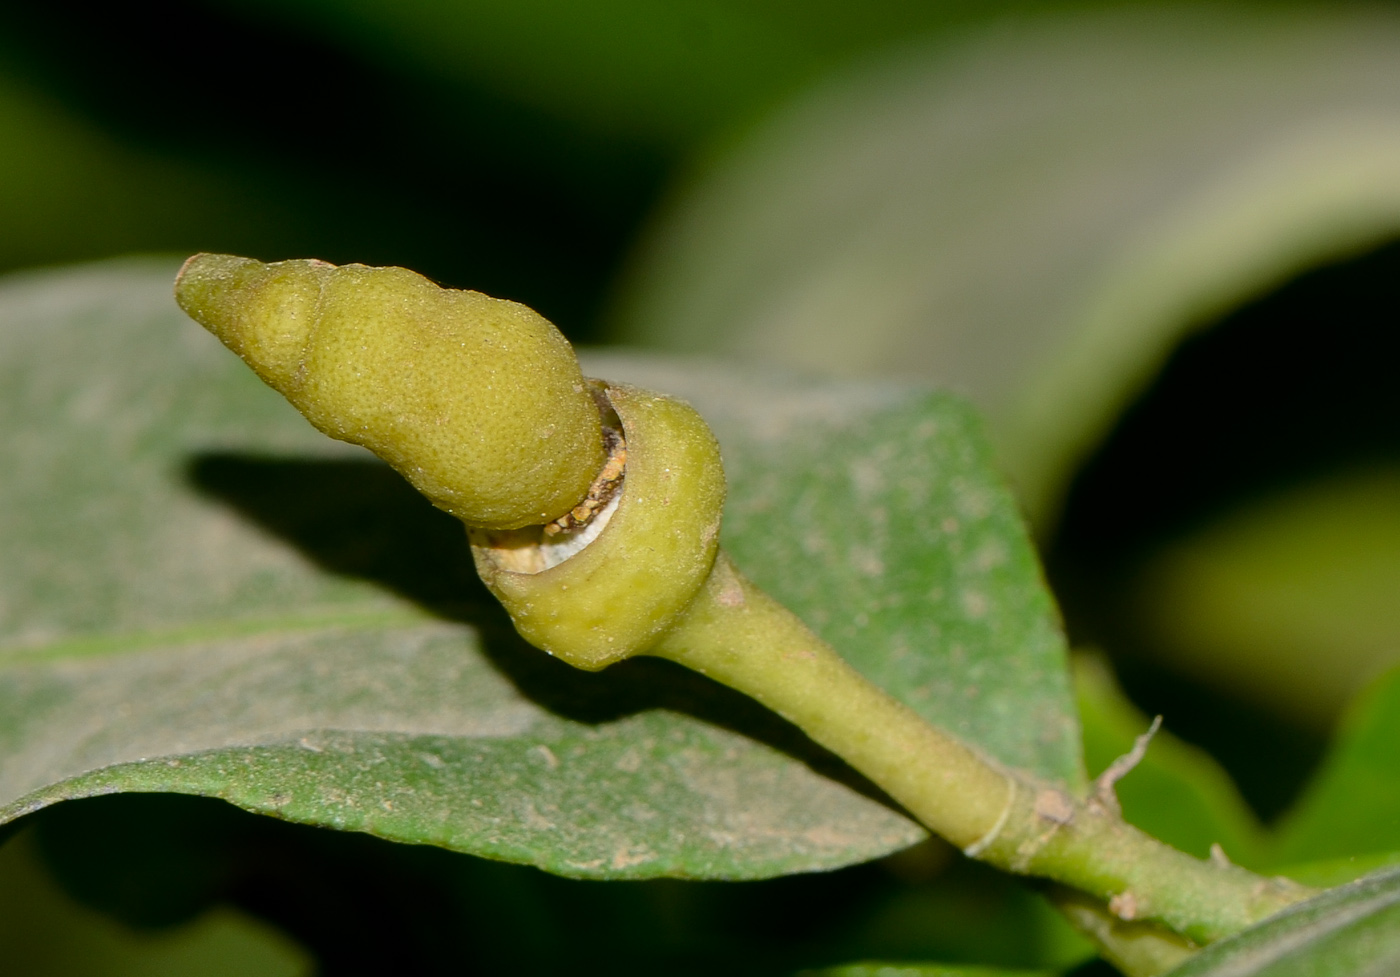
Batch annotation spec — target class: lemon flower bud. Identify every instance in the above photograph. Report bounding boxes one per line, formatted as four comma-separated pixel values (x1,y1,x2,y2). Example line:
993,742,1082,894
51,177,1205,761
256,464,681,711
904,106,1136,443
175,253,606,530
169,255,1313,946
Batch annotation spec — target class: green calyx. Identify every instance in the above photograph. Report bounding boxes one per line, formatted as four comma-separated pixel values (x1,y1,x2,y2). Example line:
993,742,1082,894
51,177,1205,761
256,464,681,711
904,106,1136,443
174,253,606,530
472,383,726,670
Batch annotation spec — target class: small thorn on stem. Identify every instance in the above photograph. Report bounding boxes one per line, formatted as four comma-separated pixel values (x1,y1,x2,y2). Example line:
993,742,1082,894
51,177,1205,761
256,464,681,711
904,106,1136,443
1094,714,1162,817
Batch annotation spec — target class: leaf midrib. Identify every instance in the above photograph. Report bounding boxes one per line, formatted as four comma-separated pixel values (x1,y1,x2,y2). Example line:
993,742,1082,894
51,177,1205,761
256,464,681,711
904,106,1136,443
0,607,437,667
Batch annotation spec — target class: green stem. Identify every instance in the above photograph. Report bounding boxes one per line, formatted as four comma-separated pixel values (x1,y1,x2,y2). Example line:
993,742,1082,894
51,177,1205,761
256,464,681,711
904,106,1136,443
652,551,1312,947
1046,885,1198,977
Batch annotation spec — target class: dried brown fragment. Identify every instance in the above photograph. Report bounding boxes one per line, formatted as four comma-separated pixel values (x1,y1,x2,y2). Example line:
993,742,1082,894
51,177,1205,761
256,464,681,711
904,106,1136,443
1109,891,1140,921
544,426,628,536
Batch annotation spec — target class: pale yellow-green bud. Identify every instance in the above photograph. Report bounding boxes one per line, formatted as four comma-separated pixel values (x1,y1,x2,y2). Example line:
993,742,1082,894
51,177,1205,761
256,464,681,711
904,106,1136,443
175,254,606,530
471,383,726,670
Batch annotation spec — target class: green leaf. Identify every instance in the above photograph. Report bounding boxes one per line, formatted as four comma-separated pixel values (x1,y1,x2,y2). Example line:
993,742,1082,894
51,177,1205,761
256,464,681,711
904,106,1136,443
1277,852,1400,891
1074,655,1266,868
798,964,1052,977
0,260,1076,877
1,620,923,879
1273,662,1400,867
1163,866,1400,977
584,354,1083,785
611,4,1400,529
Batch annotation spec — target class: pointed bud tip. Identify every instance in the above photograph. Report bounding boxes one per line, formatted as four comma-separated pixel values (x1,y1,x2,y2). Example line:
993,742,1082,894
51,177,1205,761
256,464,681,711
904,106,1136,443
174,252,256,302
173,253,266,337
174,254,330,392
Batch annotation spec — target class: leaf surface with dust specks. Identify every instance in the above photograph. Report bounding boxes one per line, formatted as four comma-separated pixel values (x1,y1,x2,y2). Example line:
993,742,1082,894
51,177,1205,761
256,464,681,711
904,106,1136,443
583,353,1083,786
1163,866,1400,977
0,260,1078,878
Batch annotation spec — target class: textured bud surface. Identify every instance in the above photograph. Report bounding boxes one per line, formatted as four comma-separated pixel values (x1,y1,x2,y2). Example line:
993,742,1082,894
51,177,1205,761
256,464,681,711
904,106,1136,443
472,384,726,670
175,254,606,529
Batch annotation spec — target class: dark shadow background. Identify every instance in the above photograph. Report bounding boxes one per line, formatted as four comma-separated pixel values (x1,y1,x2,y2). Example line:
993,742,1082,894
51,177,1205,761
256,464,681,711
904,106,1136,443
0,0,1034,336
21,791,1081,977
1050,238,1400,820
0,0,664,336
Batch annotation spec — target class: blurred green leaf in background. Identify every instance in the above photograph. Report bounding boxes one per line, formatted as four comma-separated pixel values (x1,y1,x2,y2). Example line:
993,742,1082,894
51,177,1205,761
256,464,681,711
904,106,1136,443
0,0,1047,334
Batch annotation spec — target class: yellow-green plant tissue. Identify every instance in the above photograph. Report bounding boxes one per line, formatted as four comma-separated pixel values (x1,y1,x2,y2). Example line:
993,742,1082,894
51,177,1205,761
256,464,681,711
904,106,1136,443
175,254,606,530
